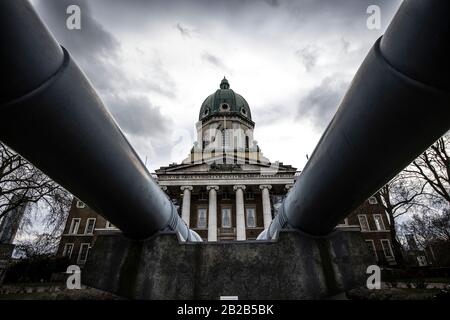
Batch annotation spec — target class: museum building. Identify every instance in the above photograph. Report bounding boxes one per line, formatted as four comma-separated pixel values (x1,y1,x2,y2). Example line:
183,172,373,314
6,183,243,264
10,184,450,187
56,78,397,266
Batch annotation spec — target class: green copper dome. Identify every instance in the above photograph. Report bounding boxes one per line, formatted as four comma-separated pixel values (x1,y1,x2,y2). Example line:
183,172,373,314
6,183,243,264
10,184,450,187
199,77,252,121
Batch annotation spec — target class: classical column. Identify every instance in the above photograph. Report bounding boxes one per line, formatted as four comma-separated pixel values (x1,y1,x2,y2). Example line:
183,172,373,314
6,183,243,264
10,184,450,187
206,185,219,241
260,185,272,229
233,185,246,241
180,186,193,227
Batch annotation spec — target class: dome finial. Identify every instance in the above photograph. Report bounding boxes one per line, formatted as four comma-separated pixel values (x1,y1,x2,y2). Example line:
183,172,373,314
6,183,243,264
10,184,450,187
220,77,230,89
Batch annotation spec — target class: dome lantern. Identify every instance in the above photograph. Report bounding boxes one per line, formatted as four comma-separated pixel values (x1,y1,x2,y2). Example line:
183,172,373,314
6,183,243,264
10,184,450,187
199,77,252,122
220,77,230,89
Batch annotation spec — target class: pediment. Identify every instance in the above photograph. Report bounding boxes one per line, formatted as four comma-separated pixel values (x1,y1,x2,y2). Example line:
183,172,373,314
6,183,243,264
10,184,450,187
156,157,296,175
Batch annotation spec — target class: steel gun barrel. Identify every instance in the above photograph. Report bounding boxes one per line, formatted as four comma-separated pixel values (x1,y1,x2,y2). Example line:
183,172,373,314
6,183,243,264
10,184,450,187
259,0,450,239
0,0,201,241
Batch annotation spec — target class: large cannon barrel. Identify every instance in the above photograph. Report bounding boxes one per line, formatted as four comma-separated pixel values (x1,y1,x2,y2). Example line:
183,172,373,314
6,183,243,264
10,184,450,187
0,1,201,241
260,0,450,239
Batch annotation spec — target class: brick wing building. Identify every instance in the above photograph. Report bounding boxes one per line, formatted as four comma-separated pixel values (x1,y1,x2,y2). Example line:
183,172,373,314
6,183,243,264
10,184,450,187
340,198,397,266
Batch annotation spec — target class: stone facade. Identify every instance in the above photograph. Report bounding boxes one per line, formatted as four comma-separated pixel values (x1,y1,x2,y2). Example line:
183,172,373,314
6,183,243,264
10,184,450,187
155,163,297,242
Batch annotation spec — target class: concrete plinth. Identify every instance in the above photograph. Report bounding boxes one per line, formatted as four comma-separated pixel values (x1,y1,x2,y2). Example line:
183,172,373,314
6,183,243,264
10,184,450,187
82,228,375,299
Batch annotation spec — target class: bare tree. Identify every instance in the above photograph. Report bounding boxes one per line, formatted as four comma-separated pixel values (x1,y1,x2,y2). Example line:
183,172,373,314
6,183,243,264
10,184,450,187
14,232,61,258
375,174,427,264
402,209,450,250
375,133,450,264
405,133,449,203
0,141,71,236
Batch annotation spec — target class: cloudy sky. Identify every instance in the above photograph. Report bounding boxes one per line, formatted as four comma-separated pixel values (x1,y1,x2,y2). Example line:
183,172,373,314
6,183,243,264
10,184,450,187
31,0,402,172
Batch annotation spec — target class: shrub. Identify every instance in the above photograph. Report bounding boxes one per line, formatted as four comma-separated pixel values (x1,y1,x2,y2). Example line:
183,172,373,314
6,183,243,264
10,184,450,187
4,256,70,283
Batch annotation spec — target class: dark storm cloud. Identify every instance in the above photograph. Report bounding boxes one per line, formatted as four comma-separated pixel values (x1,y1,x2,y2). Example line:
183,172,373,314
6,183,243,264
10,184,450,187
34,0,119,59
96,0,398,13
105,94,172,138
33,0,121,90
264,0,280,7
284,0,401,22
298,75,349,129
32,0,173,139
74,0,403,56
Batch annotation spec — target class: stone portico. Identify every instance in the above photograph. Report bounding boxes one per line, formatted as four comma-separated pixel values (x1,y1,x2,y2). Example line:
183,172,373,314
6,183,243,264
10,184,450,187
156,163,296,241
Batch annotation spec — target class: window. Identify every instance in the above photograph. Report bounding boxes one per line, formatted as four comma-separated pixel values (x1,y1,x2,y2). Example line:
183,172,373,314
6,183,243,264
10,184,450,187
105,221,117,229
365,240,378,261
245,136,249,149
222,191,230,200
77,243,90,264
246,208,256,228
222,208,232,228
417,256,427,267
368,197,378,205
76,200,85,209
381,239,394,259
68,218,81,234
197,208,207,228
222,129,230,148
62,243,74,259
220,103,229,111
199,192,207,201
358,215,370,232
84,218,96,235
246,192,255,200
373,214,385,231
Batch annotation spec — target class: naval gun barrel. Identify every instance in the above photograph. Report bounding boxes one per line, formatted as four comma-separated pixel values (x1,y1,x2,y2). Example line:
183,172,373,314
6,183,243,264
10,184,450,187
259,0,450,239
0,0,201,241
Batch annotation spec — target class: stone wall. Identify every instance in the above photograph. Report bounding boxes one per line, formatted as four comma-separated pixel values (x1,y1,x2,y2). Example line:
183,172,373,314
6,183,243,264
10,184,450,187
83,228,375,299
